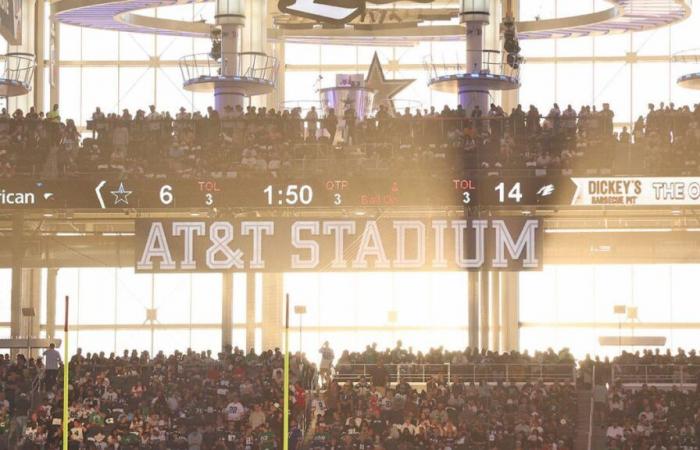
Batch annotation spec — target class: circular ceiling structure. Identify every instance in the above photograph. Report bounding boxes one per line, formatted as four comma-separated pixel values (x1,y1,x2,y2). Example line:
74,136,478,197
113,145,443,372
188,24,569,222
53,0,691,42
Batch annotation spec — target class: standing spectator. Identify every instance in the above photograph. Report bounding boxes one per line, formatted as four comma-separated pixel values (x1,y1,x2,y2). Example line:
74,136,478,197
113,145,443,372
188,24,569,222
305,106,318,141
46,104,60,123
319,342,335,388
372,361,390,396
323,108,338,143
42,343,61,391
601,103,615,136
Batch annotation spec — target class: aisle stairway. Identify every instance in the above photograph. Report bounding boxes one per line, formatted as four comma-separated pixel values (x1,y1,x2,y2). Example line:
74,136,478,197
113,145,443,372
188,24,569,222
574,389,608,450
574,390,593,450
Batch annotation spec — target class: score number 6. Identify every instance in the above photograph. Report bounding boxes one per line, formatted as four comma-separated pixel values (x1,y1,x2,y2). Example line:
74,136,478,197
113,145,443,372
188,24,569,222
160,185,174,206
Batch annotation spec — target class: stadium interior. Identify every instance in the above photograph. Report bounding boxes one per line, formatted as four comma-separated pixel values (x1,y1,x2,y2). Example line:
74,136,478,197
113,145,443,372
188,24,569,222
0,0,699,449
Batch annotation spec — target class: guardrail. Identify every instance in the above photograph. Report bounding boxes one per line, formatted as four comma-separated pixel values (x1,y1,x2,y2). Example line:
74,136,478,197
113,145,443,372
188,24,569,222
424,50,520,81
587,365,596,450
0,52,35,86
179,52,278,86
333,363,577,384
612,364,700,385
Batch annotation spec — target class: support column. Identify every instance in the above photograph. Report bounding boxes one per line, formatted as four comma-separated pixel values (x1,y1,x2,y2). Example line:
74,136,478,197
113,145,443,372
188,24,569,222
501,272,520,352
459,0,490,114
242,0,270,108
500,0,520,112
34,0,46,112
261,273,283,351
490,271,501,353
10,214,24,343
271,40,285,110
49,4,60,109
468,271,479,350
20,269,42,357
215,0,246,111
245,272,256,353
46,269,58,340
479,271,489,351
7,1,36,113
221,273,233,352
267,0,283,109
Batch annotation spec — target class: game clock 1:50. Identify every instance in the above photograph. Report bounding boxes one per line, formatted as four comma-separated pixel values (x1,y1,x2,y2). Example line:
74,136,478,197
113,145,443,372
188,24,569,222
264,185,314,206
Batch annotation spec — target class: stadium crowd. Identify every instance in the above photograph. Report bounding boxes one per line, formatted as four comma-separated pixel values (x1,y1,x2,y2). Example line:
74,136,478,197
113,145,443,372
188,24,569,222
1,341,699,449
604,383,700,449
2,346,315,450
0,101,698,179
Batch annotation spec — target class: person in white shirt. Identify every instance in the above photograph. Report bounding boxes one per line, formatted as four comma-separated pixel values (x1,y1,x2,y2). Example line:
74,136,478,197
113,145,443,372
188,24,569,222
224,399,245,422
146,105,162,120
42,343,62,391
606,422,624,440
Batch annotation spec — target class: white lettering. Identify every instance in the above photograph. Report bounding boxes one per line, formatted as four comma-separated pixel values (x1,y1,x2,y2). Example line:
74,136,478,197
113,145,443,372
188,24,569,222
172,222,205,270
491,220,539,268
322,221,356,269
241,221,274,269
393,220,425,269
206,222,244,270
137,222,176,270
291,221,320,269
352,221,390,269
453,220,487,268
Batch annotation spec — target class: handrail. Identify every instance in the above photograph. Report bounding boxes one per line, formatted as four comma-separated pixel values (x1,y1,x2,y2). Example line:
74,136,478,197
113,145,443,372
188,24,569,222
179,52,279,86
333,362,577,384
424,50,520,81
0,53,36,86
611,363,700,385
587,364,595,450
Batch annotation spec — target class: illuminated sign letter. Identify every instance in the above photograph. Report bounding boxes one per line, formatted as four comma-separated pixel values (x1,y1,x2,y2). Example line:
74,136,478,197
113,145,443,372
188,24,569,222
291,221,321,269
323,221,356,269
206,222,244,270
172,222,205,270
491,220,539,269
393,220,425,269
137,222,176,271
241,221,274,269
453,220,487,269
352,221,390,269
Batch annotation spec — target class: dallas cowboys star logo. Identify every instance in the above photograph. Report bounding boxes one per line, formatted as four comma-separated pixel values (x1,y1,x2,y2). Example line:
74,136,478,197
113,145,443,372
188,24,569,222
111,182,132,206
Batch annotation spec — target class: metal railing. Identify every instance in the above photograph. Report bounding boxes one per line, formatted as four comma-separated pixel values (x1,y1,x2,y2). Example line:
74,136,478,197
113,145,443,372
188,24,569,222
424,50,520,81
0,52,35,86
587,365,596,450
179,51,278,85
611,364,700,385
333,363,577,384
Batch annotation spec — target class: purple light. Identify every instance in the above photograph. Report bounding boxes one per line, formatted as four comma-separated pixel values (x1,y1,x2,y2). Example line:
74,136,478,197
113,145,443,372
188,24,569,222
56,0,209,37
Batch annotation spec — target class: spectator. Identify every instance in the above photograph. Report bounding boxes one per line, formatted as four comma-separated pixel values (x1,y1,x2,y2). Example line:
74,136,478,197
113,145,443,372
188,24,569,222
41,343,61,391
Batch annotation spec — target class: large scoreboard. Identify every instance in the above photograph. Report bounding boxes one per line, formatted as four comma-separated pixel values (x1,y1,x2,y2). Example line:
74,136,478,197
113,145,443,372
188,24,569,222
0,176,698,210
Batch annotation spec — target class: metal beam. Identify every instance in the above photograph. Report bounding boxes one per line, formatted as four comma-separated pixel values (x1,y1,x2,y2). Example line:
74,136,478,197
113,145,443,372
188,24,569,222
468,271,478,350
221,272,233,352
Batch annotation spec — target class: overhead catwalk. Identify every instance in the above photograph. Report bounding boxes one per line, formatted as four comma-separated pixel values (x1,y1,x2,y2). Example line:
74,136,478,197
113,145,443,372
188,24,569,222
53,0,691,41
178,1,278,111
427,0,519,114
0,53,36,97
672,50,700,90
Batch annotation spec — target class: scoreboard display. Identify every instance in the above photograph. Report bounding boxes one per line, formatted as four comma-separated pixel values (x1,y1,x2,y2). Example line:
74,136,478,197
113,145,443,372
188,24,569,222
0,176,698,210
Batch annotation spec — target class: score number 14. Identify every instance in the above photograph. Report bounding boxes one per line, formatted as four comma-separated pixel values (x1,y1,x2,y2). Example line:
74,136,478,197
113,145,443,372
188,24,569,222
494,182,523,203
